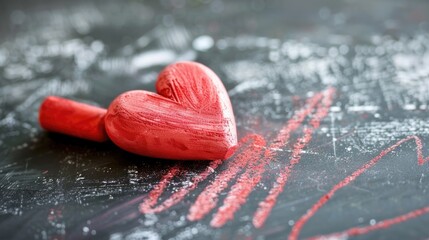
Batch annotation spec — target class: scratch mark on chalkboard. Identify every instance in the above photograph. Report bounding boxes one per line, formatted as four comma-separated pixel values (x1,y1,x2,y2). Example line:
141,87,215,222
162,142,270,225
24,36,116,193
310,205,429,240
290,135,429,240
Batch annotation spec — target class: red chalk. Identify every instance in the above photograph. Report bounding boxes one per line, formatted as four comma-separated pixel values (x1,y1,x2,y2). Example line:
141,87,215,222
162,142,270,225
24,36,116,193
38,61,237,160
187,134,265,222
105,62,237,160
39,96,108,142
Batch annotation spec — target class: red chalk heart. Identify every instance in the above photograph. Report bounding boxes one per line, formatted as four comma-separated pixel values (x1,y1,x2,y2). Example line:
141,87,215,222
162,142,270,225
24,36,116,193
104,62,237,160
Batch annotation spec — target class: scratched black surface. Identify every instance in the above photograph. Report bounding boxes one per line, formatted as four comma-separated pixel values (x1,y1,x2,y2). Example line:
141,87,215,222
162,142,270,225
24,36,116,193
1,0,429,239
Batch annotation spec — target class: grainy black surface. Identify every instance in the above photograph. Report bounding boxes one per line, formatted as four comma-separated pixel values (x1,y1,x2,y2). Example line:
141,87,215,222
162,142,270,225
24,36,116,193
1,0,429,239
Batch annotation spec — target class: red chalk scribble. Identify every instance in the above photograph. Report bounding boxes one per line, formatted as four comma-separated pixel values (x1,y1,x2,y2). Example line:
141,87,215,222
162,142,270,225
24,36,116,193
290,135,429,240
140,88,335,224
188,134,265,221
253,87,335,228
209,135,266,227
309,205,429,240
139,160,222,214
264,92,325,156
209,90,328,227
139,166,181,213
136,86,429,239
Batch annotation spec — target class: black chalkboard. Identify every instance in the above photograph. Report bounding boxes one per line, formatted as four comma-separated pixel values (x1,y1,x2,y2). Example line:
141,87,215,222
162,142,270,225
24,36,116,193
1,0,429,239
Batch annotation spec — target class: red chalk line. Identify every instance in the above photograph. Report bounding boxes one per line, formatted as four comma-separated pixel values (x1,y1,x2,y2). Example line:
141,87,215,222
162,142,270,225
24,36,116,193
264,92,324,156
308,205,429,240
290,135,429,240
139,166,181,213
208,134,266,227
210,90,329,227
139,160,222,214
188,134,265,221
253,87,336,228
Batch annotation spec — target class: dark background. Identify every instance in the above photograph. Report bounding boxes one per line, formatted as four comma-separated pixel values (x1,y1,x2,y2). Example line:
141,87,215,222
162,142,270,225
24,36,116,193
1,0,429,239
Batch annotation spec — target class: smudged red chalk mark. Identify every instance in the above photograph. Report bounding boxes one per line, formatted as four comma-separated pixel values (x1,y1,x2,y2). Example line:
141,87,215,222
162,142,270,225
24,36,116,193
264,92,324,156
188,134,265,221
309,205,429,240
253,87,336,228
140,160,222,214
209,90,328,227
290,135,429,240
209,135,266,227
139,166,181,213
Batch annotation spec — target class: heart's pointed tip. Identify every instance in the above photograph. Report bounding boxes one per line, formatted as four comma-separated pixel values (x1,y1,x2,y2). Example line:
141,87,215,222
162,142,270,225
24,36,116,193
223,144,238,160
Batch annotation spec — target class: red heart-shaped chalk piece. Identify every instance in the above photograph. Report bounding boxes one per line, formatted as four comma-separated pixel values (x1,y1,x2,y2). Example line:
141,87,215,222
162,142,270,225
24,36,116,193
104,62,237,160
39,61,238,160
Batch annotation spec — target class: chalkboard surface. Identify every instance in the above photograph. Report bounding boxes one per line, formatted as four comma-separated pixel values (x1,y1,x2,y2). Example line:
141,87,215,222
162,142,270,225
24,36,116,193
1,0,429,239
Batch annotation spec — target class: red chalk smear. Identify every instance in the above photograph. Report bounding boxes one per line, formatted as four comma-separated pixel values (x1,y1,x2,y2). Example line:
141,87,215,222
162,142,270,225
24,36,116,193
209,135,266,227
139,166,181,213
187,134,264,221
140,160,222,214
309,205,429,240
209,91,327,227
253,87,336,228
264,92,324,157
290,135,429,240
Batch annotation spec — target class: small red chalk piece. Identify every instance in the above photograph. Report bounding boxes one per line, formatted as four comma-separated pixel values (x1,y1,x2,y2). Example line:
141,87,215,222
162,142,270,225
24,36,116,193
39,61,238,160
39,96,108,142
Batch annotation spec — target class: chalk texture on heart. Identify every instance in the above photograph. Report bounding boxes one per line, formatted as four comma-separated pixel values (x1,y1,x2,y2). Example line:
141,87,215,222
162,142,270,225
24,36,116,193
39,61,238,160
105,61,238,160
